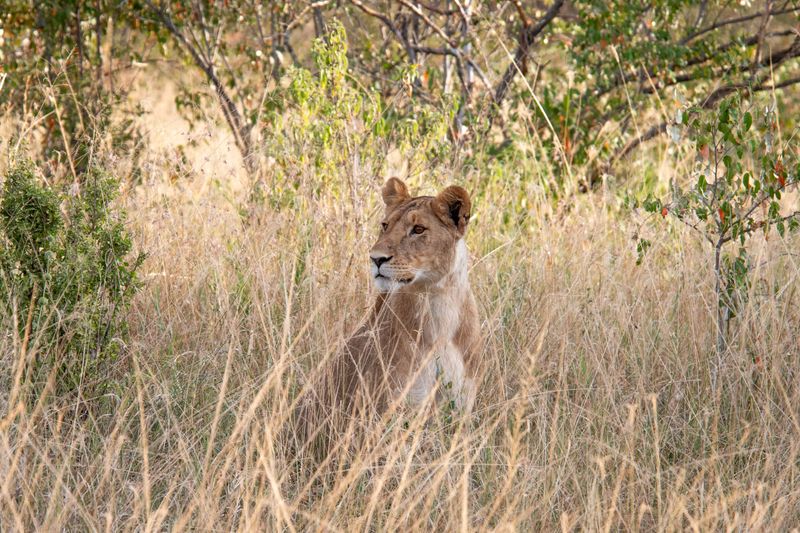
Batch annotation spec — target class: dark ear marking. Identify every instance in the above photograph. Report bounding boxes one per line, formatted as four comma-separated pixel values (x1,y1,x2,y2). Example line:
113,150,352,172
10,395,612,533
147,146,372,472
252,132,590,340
448,200,462,227
434,185,472,235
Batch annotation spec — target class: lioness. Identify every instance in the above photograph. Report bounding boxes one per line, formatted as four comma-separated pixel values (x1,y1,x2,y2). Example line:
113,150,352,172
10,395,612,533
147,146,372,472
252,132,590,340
320,177,481,421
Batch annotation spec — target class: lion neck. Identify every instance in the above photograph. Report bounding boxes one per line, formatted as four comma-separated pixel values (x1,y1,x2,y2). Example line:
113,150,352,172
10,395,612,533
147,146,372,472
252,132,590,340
373,239,470,348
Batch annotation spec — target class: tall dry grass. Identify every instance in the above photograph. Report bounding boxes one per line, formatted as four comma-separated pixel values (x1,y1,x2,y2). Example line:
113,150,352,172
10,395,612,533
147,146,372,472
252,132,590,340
2,78,800,531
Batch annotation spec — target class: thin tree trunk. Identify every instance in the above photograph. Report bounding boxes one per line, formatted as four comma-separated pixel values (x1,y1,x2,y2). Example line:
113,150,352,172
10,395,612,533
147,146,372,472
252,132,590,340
76,0,85,81
713,239,725,391
313,6,326,39
492,0,564,110
95,0,103,94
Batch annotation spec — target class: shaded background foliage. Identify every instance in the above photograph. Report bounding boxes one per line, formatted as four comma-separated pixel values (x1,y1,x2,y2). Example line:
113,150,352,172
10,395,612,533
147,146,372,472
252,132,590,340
3,1,799,183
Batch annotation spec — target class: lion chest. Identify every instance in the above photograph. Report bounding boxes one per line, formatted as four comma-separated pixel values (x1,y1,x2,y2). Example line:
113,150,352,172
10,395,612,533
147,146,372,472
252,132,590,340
406,340,470,408
402,291,472,409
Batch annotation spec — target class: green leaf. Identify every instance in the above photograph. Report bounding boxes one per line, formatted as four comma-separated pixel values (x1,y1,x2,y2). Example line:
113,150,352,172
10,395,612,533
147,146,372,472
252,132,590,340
743,111,752,133
643,195,661,214
636,239,651,266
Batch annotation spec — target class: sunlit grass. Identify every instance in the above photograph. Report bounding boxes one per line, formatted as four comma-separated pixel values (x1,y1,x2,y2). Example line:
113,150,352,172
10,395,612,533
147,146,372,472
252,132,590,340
1,81,799,531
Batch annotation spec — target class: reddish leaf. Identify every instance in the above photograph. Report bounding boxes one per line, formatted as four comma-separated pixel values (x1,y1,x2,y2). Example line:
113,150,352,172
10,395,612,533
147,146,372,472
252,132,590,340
775,160,787,187
661,207,668,218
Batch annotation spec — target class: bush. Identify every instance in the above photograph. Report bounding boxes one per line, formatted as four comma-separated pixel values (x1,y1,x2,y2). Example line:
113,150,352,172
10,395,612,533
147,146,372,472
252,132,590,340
0,160,144,405
636,93,799,385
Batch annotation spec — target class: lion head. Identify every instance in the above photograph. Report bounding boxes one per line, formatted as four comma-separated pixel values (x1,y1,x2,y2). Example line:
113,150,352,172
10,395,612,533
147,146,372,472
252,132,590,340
369,178,472,293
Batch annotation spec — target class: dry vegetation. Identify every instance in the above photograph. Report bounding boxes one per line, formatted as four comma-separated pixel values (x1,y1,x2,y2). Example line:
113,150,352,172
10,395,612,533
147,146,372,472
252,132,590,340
3,2,800,528
1,72,799,531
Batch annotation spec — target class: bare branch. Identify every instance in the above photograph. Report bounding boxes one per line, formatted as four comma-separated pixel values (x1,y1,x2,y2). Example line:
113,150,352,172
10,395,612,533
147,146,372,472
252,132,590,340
612,123,669,163
348,0,490,96
597,29,796,100
145,0,253,171
750,0,775,77
492,0,564,109
396,0,455,47
682,5,800,44
722,211,800,244
611,37,800,164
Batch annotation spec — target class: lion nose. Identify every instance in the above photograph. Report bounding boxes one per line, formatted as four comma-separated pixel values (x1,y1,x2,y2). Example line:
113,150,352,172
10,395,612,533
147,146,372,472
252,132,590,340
371,254,392,268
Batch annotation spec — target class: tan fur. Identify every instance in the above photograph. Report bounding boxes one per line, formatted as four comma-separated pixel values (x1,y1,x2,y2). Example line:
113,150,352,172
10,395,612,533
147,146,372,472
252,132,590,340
320,178,482,422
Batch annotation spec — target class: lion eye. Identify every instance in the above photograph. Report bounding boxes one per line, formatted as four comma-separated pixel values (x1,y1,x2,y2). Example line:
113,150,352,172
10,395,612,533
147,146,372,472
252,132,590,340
411,225,426,235
381,222,388,232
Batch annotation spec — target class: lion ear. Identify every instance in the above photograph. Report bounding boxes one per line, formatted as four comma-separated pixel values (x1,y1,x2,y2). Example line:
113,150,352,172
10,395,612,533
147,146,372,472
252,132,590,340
434,185,471,235
382,177,410,208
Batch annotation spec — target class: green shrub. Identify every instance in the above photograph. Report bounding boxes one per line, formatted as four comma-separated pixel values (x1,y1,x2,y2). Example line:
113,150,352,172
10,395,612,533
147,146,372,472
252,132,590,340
637,94,799,384
0,160,144,404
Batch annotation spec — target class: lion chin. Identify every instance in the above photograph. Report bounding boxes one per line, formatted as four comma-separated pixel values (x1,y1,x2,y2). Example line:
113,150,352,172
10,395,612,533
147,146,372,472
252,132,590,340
372,275,412,293
304,177,482,438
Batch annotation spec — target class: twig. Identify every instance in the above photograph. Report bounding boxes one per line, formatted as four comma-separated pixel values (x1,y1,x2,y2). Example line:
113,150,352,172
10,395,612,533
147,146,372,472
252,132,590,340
9,283,38,409
48,85,79,186
750,0,775,77
397,0,455,46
